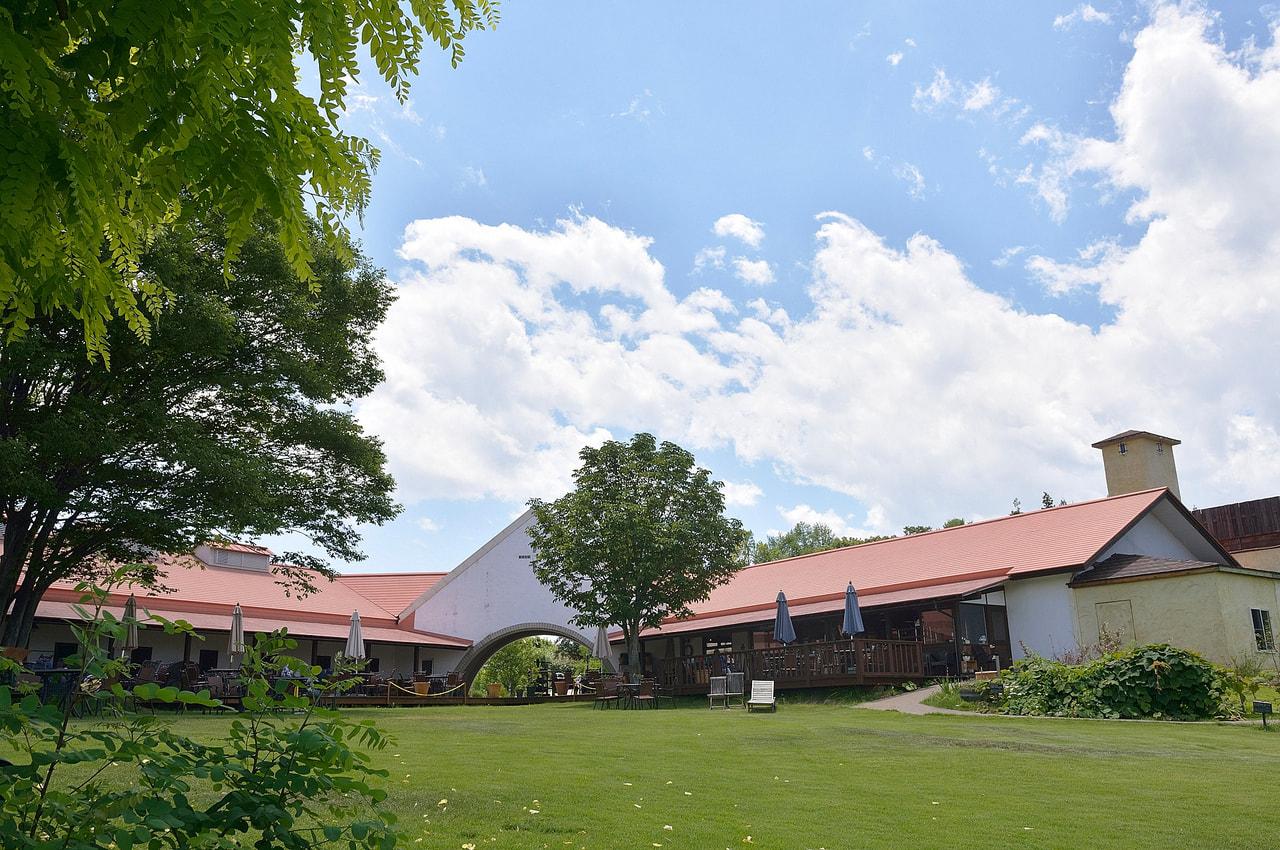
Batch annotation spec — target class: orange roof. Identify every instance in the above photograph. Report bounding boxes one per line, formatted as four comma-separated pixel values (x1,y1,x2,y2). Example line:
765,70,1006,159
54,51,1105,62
648,488,1175,635
337,572,446,618
39,552,469,649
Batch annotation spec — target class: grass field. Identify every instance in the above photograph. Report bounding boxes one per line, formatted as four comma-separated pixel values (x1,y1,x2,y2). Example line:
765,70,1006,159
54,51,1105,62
12,698,1280,849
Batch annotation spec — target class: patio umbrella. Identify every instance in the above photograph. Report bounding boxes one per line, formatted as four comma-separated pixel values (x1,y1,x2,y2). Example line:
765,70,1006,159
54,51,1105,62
773,591,797,645
591,625,611,670
345,610,365,660
228,603,245,667
841,583,865,637
121,594,139,659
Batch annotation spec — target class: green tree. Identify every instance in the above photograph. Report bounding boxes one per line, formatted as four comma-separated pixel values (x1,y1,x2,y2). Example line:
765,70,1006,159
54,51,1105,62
527,434,747,676
902,525,933,535
943,517,966,528
751,521,890,563
0,214,399,646
1,0,497,359
474,637,544,697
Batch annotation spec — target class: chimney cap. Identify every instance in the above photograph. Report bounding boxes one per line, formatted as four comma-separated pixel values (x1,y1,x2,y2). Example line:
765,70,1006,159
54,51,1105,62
1091,430,1180,449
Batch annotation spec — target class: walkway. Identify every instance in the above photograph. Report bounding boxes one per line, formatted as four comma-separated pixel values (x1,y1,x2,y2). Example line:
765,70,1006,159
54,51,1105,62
854,684,972,715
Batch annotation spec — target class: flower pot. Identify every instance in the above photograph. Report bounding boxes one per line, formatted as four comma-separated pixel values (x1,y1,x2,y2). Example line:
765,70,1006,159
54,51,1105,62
554,680,570,696
487,683,503,698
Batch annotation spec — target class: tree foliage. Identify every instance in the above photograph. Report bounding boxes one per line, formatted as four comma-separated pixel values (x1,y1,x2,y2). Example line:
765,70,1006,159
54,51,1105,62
0,572,401,849
0,0,497,359
750,521,891,564
0,214,399,646
527,434,747,674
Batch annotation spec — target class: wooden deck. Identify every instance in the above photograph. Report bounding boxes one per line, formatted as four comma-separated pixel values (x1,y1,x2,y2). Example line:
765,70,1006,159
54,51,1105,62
654,637,924,696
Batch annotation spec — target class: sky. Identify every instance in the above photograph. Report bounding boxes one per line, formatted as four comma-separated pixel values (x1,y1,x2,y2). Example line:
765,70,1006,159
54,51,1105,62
290,1,1280,574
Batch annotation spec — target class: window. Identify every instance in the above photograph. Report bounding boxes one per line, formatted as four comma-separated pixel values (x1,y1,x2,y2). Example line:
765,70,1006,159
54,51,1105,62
1252,609,1275,652
1156,442,1164,454
1118,442,1127,455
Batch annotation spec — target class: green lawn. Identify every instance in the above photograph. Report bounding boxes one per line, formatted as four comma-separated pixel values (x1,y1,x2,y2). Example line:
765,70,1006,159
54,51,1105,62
15,700,1280,849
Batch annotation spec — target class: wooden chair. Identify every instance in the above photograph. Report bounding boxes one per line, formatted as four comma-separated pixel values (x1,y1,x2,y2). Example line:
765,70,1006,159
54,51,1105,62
746,679,776,712
708,675,728,709
633,679,656,709
593,677,619,710
725,672,745,709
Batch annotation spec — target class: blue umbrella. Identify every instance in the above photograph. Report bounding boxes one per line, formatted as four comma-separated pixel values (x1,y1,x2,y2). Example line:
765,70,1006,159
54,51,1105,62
841,583,865,636
773,591,797,645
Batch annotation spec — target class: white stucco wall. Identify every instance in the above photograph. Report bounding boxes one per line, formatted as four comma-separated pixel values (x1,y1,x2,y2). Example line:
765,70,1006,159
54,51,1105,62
1099,512,1199,562
406,512,592,673
1004,573,1077,660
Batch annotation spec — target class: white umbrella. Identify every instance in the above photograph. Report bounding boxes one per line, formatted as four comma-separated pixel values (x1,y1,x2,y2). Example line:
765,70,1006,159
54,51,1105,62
773,591,797,645
121,594,139,659
345,610,365,660
229,603,245,667
591,625,611,670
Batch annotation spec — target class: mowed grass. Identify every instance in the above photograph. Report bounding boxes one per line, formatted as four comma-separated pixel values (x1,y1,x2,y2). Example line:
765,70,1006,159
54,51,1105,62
12,699,1280,849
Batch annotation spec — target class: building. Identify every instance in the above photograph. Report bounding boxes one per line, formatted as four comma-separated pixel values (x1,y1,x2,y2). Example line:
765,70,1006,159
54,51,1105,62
12,430,1280,691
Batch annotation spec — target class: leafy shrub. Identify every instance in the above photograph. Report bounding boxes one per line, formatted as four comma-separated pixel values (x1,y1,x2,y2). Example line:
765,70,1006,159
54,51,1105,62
0,576,404,849
997,644,1227,720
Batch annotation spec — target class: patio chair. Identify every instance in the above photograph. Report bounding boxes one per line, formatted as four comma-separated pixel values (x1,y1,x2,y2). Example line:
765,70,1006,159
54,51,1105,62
633,679,656,709
708,675,728,709
725,671,745,708
746,679,776,712
593,677,619,710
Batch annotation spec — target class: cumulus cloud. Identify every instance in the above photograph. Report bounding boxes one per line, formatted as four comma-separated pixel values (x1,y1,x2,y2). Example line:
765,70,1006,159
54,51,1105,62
776,505,862,537
713,214,766,248
887,52,904,66
732,258,775,285
360,4,1280,531
416,517,441,532
722,481,765,507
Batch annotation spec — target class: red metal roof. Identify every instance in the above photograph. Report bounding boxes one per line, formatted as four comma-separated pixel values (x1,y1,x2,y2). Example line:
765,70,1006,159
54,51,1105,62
336,572,446,619
38,552,469,649
652,488,1170,634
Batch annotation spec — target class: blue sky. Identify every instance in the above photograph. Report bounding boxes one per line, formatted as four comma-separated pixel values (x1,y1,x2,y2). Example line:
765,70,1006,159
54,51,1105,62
290,2,1280,573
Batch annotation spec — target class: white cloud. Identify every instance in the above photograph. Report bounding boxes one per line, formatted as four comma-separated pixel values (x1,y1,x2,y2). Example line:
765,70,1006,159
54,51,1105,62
1054,4,1112,30
912,69,955,112
460,166,486,187
361,5,1280,529
963,78,1000,111
777,505,862,537
416,517,440,532
694,246,726,271
992,246,1026,268
894,162,926,198
712,214,766,248
723,481,764,507
613,89,658,120
862,146,876,161
732,258,774,285
886,52,904,66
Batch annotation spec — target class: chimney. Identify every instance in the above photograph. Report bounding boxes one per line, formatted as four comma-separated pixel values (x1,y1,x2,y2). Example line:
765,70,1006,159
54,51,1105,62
1091,430,1181,500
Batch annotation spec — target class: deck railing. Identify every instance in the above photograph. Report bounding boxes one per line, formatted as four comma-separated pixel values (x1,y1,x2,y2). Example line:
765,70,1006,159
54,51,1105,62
652,637,924,695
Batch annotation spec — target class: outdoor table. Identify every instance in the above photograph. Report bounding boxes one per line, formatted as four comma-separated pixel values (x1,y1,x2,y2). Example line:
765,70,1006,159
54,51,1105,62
616,681,641,709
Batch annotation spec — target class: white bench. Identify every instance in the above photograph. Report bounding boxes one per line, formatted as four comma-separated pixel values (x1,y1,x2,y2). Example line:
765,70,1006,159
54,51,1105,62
746,679,776,712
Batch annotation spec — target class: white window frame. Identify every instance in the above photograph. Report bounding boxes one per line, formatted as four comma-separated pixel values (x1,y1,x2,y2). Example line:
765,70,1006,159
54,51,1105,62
1251,608,1275,652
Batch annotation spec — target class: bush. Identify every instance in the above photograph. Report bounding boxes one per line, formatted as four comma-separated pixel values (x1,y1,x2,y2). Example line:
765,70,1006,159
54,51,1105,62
0,576,404,849
997,644,1228,720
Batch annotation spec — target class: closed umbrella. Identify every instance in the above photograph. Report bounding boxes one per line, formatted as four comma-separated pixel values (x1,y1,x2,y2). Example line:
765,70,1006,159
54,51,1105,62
345,610,365,660
591,625,611,671
121,594,139,660
841,583,865,637
229,603,245,667
773,591,797,645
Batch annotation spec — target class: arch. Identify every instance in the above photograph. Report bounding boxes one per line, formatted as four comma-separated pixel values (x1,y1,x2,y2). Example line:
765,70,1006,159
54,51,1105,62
453,621,616,687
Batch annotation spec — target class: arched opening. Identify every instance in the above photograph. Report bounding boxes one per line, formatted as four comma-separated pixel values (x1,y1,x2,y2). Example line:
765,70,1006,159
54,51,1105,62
454,621,615,689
